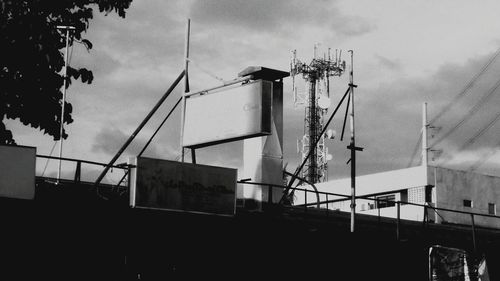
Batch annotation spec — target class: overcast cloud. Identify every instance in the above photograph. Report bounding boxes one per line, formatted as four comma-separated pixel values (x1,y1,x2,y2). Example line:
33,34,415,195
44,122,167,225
7,0,500,182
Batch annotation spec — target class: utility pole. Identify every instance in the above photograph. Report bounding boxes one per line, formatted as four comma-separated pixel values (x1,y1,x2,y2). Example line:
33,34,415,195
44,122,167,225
348,50,356,233
56,25,75,184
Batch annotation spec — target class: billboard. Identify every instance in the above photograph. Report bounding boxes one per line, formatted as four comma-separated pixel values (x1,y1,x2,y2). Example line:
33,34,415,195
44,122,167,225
0,145,36,200
130,157,237,216
182,79,272,148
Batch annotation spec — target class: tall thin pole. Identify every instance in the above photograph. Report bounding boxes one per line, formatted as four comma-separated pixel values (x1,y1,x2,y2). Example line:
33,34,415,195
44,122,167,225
422,102,428,167
56,25,75,184
348,50,356,233
180,18,190,162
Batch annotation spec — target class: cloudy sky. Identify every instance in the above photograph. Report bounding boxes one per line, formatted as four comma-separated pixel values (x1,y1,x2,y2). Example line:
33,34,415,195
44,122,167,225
7,0,500,184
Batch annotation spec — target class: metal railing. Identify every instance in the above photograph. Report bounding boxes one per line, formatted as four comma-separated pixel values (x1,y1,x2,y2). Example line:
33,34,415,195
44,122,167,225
36,154,133,187
237,180,500,252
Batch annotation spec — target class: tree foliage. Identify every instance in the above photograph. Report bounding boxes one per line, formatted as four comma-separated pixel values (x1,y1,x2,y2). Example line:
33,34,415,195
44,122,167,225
0,0,132,144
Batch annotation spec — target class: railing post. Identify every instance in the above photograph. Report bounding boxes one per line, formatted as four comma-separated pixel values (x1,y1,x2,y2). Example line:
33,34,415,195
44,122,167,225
74,160,81,183
377,199,381,224
268,185,273,204
471,214,477,253
423,204,428,227
326,194,329,217
304,189,307,213
396,201,400,241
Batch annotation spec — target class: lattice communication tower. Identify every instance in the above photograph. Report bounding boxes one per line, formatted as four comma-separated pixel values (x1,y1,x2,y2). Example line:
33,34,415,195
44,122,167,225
291,47,345,183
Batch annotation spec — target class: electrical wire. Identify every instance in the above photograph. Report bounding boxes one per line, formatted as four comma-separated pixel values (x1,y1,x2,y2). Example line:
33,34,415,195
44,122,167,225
439,111,500,166
457,111,500,153
430,46,500,125
407,133,422,167
186,58,225,83
468,140,500,172
430,77,500,148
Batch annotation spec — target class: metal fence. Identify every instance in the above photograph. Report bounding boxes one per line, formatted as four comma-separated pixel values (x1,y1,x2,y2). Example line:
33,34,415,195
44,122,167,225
237,180,500,252
36,154,133,187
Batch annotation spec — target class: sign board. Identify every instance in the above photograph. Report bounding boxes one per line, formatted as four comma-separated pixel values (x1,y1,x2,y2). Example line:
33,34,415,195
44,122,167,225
0,145,36,200
130,157,237,216
182,79,272,148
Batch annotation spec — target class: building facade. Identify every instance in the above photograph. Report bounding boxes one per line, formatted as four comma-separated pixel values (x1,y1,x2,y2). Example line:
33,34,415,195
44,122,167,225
297,165,500,228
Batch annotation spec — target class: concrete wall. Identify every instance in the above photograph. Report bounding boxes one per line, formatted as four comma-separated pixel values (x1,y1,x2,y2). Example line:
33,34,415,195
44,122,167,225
430,166,500,228
314,165,428,196
359,204,428,221
296,165,500,229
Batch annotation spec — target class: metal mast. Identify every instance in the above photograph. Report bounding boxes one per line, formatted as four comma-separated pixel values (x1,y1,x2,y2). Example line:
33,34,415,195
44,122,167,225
56,25,75,184
291,47,345,184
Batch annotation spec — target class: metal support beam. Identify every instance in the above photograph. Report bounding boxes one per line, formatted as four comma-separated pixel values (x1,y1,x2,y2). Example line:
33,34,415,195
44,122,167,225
191,148,196,164
138,97,182,158
180,18,191,163
74,160,81,183
94,70,185,186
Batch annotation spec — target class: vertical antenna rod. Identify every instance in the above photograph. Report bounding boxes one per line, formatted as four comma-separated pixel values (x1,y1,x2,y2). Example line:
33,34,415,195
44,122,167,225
348,50,356,233
290,47,346,186
56,25,75,184
180,18,191,162
422,102,428,167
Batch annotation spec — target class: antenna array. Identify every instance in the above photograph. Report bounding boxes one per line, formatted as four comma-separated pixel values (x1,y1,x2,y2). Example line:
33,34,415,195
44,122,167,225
290,46,346,183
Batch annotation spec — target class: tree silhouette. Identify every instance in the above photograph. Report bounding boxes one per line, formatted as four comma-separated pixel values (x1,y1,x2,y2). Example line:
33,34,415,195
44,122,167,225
0,0,133,144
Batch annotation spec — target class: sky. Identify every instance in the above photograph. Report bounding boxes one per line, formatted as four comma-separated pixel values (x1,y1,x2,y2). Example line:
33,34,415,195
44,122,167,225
7,0,500,184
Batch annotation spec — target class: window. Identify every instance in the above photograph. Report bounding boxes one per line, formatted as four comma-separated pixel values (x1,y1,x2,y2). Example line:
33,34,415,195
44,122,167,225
376,194,396,209
463,200,473,208
408,187,424,204
489,203,496,215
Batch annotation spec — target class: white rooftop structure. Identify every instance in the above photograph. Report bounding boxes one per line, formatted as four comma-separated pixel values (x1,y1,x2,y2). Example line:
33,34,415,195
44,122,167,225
294,165,500,229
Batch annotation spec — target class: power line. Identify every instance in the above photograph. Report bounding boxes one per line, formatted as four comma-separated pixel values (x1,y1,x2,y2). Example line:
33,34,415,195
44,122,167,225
468,140,500,172
407,133,422,167
430,77,500,148
430,46,500,124
459,111,500,152
440,110,500,166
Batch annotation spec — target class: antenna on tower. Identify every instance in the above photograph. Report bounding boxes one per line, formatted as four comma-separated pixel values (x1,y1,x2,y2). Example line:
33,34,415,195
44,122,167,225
290,45,346,184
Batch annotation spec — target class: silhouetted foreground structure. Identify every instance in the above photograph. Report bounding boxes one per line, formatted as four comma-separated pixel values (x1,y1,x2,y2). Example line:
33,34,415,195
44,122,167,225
1,177,500,280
